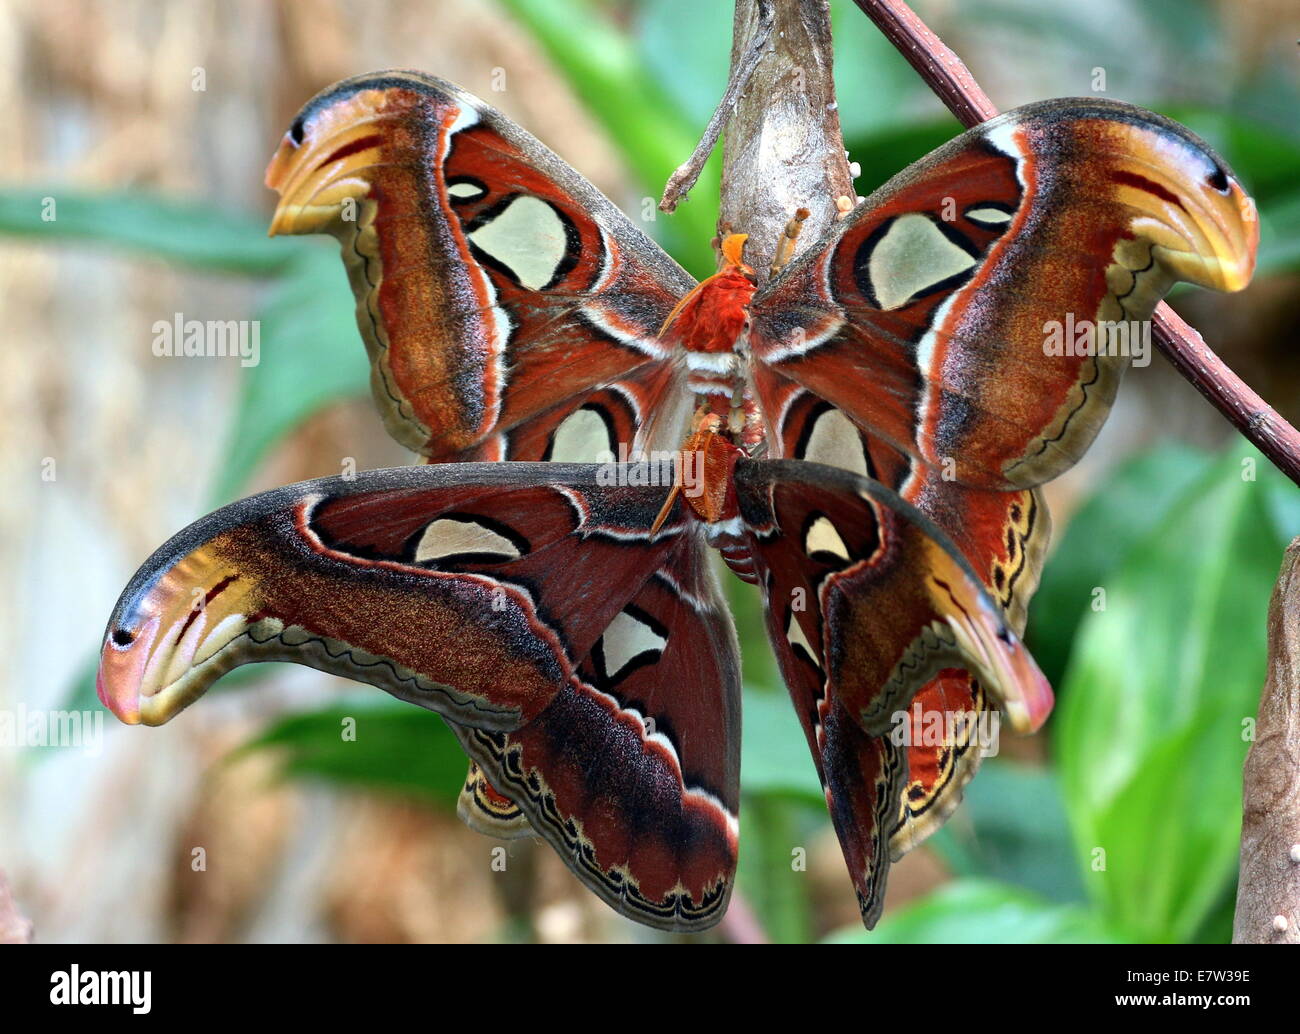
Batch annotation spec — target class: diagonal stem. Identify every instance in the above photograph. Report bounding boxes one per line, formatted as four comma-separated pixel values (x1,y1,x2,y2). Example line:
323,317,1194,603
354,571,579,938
660,0,775,215
852,0,1300,488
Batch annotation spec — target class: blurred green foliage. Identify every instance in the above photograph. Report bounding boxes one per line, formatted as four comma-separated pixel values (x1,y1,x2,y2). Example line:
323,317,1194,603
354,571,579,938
5,0,1299,943
824,879,1117,944
1056,443,1293,943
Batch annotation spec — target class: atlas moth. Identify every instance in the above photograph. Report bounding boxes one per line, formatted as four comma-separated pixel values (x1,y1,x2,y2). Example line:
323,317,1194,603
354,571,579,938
98,72,1256,931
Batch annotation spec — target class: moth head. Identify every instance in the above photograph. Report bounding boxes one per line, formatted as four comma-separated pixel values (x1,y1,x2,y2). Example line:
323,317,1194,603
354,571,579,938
1064,108,1258,296
719,232,755,278
265,72,453,238
98,538,261,726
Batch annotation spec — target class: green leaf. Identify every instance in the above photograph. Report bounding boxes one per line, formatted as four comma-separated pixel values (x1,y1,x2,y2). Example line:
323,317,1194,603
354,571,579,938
1262,455,1300,543
1255,190,1300,278
0,189,296,275
823,878,1120,943
737,793,813,943
235,696,467,808
927,759,1085,904
844,120,962,198
0,189,363,505
497,0,717,277
1028,442,1214,686
827,0,933,141
1056,443,1289,942
634,0,732,129
740,685,822,804
209,244,370,504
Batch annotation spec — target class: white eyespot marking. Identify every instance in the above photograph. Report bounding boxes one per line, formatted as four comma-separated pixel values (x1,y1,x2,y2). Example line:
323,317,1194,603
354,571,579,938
447,100,481,136
599,609,667,683
448,180,486,200
415,518,522,562
805,516,851,562
800,406,868,475
549,407,614,463
786,612,822,671
867,213,976,310
965,205,1013,227
469,195,569,290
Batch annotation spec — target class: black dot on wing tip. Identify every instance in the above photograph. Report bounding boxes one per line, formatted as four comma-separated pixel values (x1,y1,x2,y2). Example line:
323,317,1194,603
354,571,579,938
1208,164,1230,194
289,116,306,146
111,628,134,647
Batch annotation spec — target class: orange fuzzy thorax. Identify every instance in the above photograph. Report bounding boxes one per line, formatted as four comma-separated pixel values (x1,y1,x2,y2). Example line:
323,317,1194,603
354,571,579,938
659,234,757,354
665,270,755,353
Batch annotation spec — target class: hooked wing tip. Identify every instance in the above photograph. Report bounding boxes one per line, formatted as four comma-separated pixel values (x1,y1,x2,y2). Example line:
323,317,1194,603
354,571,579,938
96,616,156,726
974,616,1054,736
1004,646,1054,734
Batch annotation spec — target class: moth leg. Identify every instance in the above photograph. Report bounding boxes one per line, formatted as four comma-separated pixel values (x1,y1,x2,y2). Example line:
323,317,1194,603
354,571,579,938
768,207,811,279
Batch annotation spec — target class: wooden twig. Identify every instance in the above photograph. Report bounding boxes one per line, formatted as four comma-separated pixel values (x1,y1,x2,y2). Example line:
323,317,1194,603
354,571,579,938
659,0,774,215
1153,306,1300,488
1233,538,1300,943
851,0,1300,489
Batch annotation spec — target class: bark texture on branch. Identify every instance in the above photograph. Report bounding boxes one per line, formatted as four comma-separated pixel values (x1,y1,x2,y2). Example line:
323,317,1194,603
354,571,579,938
852,0,1300,489
1233,537,1300,944
720,0,854,286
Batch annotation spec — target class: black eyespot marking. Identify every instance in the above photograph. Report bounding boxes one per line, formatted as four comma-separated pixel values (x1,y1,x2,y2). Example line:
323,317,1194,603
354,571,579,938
997,626,1014,645
1207,164,1230,194
289,116,306,146
111,628,134,647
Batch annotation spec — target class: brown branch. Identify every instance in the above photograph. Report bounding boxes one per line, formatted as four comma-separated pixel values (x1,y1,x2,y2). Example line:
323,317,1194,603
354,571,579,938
719,0,855,285
852,0,997,126
1233,538,1300,943
659,0,774,214
1154,306,1300,486
852,0,1300,489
